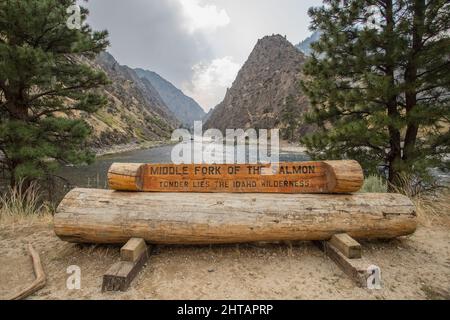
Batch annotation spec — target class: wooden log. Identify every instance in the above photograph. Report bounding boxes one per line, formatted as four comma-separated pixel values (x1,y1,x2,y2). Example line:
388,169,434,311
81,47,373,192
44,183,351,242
108,160,364,194
54,188,417,245
329,233,362,259
108,163,144,192
10,244,46,300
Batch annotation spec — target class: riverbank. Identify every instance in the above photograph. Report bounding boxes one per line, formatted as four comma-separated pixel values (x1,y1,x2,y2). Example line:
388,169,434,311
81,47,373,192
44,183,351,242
92,139,308,157
91,140,174,157
280,140,308,153
91,140,302,154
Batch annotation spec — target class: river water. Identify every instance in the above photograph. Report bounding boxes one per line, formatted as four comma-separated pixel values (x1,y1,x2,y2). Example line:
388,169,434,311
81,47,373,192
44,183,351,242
58,143,311,190
55,142,449,196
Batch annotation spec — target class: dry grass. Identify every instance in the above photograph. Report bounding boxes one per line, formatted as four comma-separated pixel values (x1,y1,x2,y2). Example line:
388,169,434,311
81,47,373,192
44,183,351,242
0,181,52,226
412,189,450,227
361,174,449,226
387,174,449,226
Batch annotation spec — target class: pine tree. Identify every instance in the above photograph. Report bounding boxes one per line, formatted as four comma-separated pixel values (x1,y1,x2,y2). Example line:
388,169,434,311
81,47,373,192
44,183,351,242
0,0,109,188
301,0,450,189
281,95,299,141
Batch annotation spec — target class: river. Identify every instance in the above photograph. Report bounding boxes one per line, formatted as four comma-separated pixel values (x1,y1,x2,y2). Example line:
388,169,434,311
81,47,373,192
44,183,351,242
58,143,311,190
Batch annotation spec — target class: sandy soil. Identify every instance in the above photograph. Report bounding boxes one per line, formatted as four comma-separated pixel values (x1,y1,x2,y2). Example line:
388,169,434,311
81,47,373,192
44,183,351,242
0,214,449,300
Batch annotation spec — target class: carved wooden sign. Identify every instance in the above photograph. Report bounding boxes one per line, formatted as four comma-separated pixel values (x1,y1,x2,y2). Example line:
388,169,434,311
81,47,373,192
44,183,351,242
108,160,363,194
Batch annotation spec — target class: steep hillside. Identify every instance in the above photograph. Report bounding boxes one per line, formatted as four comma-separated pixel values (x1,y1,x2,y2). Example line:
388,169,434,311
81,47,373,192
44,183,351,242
295,31,321,56
205,35,311,138
80,52,179,148
135,68,206,128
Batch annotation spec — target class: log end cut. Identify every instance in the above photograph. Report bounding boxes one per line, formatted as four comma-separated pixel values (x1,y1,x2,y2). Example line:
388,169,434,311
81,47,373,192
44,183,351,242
108,163,144,192
324,160,364,193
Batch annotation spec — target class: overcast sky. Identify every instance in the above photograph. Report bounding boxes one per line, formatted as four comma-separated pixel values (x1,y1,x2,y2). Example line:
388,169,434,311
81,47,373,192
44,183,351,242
84,0,320,111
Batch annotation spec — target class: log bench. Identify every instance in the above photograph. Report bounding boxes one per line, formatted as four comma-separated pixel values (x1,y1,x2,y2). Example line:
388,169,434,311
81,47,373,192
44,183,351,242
54,184,417,290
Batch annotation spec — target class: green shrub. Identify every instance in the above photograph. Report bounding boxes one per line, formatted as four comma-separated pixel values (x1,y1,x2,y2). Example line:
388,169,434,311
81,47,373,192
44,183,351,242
360,175,388,193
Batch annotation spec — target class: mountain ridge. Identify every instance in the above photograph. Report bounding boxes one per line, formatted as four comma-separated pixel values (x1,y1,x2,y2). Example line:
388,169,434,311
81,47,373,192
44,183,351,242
135,68,206,128
78,52,179,148
205,34,312,138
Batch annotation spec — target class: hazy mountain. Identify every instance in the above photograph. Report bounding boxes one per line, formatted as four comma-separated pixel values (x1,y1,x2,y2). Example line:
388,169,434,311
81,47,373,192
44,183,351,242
79,52,179,148
205,35,312,137
295,31,321,56
203,108,215,123
135,69,206,128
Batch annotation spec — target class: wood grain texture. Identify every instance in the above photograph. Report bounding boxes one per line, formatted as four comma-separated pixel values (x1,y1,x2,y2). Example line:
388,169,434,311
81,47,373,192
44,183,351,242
54,188,417,245
102,246,149,292
121,238,147,263
108,163,144,191
330,233,362,259
107,160,364,194
315,241,371,287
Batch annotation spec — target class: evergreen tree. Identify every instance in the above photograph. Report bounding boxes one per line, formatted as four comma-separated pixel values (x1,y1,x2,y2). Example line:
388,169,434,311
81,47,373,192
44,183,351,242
300,0,449,189
281,95,299,141
0,0,109,188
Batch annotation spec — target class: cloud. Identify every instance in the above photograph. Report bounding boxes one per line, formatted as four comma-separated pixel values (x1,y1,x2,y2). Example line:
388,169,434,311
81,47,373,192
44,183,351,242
84,0,317,111
183,56,241,111
178,0,231,34
84,0,219,92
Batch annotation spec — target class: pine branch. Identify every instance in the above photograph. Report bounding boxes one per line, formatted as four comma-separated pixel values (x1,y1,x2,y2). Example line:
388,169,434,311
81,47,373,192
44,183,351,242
417,61,450,79
28,81,102,103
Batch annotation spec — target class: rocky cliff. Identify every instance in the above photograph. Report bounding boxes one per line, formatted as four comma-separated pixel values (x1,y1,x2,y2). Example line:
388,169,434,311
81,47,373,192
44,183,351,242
80,52,179,148
135,69,206,128
204,35,311,138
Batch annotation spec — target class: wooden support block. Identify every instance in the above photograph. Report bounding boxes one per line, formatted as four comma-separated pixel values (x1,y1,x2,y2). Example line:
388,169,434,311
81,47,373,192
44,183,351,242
121,238,147,262
315,241,371,288
329,233,362,259
102,243,150,292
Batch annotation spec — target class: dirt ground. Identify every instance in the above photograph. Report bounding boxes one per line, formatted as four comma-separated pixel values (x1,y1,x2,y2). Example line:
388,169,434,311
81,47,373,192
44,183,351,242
0,212,449,300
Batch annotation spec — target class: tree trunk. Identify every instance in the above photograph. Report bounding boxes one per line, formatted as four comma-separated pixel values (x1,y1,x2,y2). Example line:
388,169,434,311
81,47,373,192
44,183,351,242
403,0,425,164
385,0,403,191
54,188,417,245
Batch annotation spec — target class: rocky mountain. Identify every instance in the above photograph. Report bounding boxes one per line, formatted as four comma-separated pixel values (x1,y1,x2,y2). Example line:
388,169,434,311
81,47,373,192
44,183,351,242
79,52,179,148
203,108,215,123
135,69,206,128
205,35,311,138
296,31,321,56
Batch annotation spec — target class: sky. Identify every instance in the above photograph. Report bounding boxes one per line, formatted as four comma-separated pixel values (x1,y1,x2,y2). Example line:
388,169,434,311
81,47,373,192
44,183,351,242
84,0,321,111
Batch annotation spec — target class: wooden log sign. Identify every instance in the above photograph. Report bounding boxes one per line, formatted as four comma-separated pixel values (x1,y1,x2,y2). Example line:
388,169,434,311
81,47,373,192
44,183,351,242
108,160,364,194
